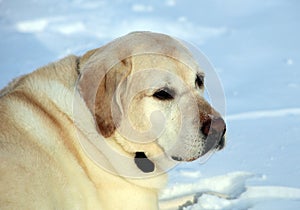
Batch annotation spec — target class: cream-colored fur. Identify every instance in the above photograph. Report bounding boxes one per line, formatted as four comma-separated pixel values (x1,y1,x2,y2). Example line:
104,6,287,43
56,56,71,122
0,31,225,210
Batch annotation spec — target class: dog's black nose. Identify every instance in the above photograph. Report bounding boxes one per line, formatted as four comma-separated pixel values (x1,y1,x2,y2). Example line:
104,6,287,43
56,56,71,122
201,116,226,149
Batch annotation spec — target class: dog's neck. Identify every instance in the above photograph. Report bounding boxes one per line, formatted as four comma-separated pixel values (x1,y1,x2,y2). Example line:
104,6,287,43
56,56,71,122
77,140,166,210
42,55,167,209
72,86,167,209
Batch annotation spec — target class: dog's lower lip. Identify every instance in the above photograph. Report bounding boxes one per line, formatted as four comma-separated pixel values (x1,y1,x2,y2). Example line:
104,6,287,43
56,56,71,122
172,156,200,162
171,156,183,161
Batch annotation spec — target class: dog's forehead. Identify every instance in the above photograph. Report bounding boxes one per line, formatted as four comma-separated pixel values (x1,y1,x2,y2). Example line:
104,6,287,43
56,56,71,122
125,32,204,77
130,53,203,85
81,32,205,87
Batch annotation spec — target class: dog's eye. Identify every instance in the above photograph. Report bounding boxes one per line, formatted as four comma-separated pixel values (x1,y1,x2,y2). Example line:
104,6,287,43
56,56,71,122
153,89,174,100
196,74,204,88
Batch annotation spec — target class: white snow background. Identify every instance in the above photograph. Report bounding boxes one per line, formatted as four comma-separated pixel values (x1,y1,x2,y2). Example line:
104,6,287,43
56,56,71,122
1,0,300,209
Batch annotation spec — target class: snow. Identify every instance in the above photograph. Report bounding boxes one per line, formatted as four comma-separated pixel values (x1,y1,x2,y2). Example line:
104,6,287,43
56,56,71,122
165,0,176,7
1,0,300,209
226,108,300,121
160,172,300,209
286,58,294,66
132,4,154,13
16,19,49,33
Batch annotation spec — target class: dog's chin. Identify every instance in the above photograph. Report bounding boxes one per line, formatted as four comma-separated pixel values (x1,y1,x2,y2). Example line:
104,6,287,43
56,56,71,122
171,148,215,163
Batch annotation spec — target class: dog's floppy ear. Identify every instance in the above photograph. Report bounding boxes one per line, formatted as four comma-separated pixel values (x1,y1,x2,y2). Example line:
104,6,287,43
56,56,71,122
78,50,132,138
94,59,132,137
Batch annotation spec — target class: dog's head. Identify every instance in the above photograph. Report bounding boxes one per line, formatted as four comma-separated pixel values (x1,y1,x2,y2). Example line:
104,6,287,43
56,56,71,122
77,32,226,175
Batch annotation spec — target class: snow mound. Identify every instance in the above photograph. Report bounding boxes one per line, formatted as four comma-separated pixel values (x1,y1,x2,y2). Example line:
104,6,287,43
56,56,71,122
160,172,300,210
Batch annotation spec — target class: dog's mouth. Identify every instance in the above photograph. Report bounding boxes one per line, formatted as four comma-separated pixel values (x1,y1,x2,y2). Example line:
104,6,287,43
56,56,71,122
171,131,226,162
134,152,155,173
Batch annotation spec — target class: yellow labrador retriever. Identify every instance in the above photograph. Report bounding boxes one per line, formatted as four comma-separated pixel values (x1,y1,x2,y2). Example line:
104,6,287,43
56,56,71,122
0,31,226,209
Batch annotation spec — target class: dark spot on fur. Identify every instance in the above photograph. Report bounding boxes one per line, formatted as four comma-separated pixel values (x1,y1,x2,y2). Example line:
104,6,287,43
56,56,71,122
134,152,155,173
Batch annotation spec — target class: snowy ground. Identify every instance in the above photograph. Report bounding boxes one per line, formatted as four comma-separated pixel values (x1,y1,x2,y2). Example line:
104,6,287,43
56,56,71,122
1,0,300,209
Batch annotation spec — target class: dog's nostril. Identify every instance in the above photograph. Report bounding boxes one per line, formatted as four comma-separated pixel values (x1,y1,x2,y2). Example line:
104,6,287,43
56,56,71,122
201,118,211,136
201,117,226,137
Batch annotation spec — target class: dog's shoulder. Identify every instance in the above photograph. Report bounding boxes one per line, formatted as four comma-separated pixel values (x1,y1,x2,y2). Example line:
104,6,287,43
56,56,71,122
1,55,78,94
27,55,80,91
0,54,80,143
